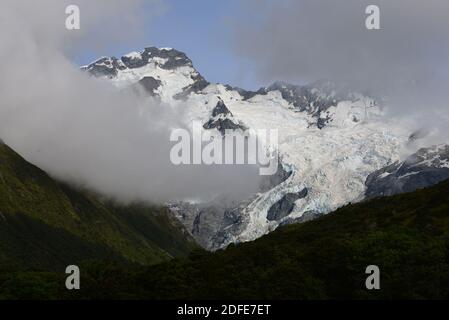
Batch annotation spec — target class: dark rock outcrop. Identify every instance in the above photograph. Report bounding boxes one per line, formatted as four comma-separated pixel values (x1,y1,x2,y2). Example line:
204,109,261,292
224,85,259,100
137,76,162,96
174,73,209,100
121,47,193,70
203,99,247,135
267,188,309,221
174,201,246,250
366,145,449,198
84,47,196,77
82,57,126,79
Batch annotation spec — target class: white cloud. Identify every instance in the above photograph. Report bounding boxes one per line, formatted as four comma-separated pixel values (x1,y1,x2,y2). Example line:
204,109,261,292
0,0,261,204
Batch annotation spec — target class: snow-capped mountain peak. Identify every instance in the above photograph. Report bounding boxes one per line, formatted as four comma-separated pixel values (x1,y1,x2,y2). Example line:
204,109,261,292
83,47,208,102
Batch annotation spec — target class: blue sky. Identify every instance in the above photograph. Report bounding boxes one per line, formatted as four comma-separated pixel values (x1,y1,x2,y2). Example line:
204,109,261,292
73,0,262,90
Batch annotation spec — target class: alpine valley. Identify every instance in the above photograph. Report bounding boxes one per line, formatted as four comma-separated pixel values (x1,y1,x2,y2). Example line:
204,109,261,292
1,46,448,277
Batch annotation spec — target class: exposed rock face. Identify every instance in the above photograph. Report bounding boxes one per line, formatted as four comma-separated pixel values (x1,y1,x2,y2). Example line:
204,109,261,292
203,99,247,135
223,85,259,101
212,98,232,117
137,76,162,96
84,47,194,77
365,145,449,198
170,201,248,250
173,73,209,100
121,47,194,71
81,57,126,78
267,188,309,221
86,47,193,73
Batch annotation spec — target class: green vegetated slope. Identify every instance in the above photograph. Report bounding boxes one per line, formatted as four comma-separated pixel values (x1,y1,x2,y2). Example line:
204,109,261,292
139,178,448,300
1,139,449,299
0,142,196,271
7,177,449,300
